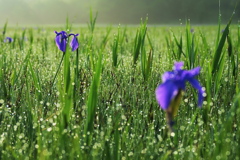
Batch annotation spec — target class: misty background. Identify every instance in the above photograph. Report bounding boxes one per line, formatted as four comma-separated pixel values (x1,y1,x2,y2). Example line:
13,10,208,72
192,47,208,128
0,0,239,26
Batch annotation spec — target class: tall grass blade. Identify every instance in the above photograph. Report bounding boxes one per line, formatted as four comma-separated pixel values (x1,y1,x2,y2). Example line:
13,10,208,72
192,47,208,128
84,52,102,144
2,20,8,37
200,31,210,53
88,8,98,33
18,29,26,50
133,18,147,65
112,27,120,67
212,11,234,75
29,28,34,45
173,33,184,60
101,26,112,49
165,34,177,60
141,34,153,82
62,49,73,128
185,20,196,69
226,34,236,77
28,60,42,101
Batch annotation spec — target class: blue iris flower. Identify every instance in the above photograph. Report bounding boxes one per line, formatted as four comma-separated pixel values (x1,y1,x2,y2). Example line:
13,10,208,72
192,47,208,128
55,31,68,52
4,37,13,43
156,62,205,111
69,33,79,51
55,31,79,52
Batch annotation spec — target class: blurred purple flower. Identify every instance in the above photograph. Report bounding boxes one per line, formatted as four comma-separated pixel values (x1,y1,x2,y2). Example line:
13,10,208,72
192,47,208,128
55,31,79,52
69,33,79,51
155,62,205,110
4,37,13,43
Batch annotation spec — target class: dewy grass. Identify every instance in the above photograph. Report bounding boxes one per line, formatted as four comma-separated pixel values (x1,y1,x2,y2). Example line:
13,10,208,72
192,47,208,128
111,26,120,68
84,50,102,147
133,17,147,66
0,14,239,159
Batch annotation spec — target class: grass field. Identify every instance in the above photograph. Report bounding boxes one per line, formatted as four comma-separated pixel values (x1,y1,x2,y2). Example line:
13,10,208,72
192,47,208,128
0,15,240,159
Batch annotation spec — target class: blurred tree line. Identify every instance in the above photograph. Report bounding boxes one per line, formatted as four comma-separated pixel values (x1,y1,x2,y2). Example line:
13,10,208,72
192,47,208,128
0,0,239,25
94,0,239,24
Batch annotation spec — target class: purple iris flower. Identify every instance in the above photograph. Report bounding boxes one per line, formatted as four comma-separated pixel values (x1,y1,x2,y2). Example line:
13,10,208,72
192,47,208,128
55,31,79,52
155,62,205,110
4,37,13,43
69,33,79,51
55,31,68,52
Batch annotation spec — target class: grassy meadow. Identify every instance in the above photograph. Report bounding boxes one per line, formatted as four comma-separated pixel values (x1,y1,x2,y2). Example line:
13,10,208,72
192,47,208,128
0,16,240,159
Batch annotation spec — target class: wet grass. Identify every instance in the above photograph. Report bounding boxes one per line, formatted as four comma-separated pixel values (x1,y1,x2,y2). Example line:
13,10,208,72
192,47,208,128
0,18,240,159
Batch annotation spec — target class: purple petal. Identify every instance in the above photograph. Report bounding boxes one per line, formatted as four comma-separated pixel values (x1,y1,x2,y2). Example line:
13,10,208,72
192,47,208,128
60,38,67,52
180,67,201,82
173,62,184,70
55,32,61,44
188,78,204,107
70,35,79,51
186,67,201,77
55,31,67,52
55,35,61,48
156,81,179,110
55,36,66,52
162,71,174,82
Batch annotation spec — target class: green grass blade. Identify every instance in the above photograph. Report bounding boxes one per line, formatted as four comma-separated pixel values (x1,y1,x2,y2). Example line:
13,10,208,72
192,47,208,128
212,11,234,75
226,34,236,77
211,27,228,75
84,52,102,144
101,26,112,49
173,32,185,59
2,20,8,37
133,18,147,65
112,27,120,67
88,8,98,33
62,49,72,128
28,28,34,45
28,60,42,101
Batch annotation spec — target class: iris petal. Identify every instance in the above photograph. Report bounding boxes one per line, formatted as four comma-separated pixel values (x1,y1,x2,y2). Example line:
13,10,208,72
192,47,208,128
183,67,201,79
156,81,179,110
188,78,204,107
60,38,67,52
162,71,174,82
174,62,184,70
70,35,79,51
55,31,67,52
55,35,61,49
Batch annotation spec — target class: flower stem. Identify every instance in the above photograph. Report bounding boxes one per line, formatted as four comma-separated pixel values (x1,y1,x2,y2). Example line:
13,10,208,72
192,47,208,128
52,52,65,88
166,111,175,133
